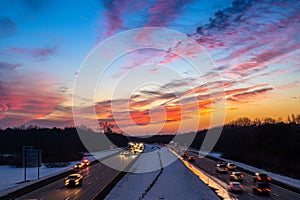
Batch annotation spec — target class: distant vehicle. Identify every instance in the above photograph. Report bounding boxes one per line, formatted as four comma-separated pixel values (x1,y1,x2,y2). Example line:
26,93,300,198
74,163,83,170
230,172,244,182
216,164,228,173
65,174,83,187
216,161,226,167
120,151,130,156
252,182,271,195
253,173,271,182
181,153,188,158
81,159,90,168
188,156,196,162
227,163,237,170
228,182,244,193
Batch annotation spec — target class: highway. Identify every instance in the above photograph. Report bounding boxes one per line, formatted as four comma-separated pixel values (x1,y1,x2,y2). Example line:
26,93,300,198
175,148,300,200
16,153,137,200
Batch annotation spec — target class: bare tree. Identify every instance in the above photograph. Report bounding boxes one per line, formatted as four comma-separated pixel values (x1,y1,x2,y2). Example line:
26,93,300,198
291,113,296,123
287,115,291,123
233,117,251,127
99,121,114,133
252,118,262,126
263,117,276,124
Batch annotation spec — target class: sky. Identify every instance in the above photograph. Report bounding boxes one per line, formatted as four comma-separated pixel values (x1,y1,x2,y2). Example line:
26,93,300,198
0,0,299,135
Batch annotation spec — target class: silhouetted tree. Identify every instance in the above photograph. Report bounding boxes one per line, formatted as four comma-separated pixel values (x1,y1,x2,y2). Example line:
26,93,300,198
263,117,276,124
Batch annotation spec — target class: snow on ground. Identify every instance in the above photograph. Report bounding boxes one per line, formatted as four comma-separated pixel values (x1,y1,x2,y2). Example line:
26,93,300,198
0,149,119,195
105,144,162,199
188,148,300,190
105,144,219,200
144,147,219,200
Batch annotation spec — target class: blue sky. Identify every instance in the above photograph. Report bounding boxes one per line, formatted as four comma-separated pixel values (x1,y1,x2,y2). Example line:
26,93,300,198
0,0,299,134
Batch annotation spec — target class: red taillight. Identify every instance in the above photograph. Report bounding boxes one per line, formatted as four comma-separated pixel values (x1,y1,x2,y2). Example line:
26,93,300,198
231,185,235,189
266,188,271,192
267,177,271,181
257,188,263,192
240,185,244,189
258,177,261,180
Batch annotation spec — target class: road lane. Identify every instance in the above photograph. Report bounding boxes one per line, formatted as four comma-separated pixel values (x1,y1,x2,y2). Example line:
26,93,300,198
177,149,300,200
17,153,137,200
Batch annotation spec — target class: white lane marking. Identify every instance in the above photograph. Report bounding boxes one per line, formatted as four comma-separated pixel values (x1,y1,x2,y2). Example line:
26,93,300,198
88,182,92,185
247,192,254,197
273,193,279,197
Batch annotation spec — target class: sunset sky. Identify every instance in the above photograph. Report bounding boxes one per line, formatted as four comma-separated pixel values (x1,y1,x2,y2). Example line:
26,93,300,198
0,0,299,135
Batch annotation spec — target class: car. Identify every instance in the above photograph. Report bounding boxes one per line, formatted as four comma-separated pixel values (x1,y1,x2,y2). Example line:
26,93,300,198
230,172,244,182
81,159,90,168
65,174,83,187
228,182,244,193
188,156,196,162
227,163,237,170
216,164,228,173
181,153,188,158
74,163,83,170
216,161,226,166
253,173,271,182
252,182,271,195
120,151,130,156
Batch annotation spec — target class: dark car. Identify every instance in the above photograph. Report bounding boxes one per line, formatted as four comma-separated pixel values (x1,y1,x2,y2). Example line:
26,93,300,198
74,163,83,170
188,156,196,162
216,161,226,166
227,163,237,170
65,174,83,187
181,153,188,158
253,182,271,195
216,164,228,173
253,173,271,182
230,172,244,182
81,159,90,168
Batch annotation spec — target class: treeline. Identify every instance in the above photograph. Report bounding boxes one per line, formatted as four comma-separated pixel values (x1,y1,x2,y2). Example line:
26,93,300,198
0,127,128,166
129,119,300,179
228,114,300,127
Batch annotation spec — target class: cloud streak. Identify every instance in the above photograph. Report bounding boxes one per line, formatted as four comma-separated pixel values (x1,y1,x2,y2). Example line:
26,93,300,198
6,45,58,59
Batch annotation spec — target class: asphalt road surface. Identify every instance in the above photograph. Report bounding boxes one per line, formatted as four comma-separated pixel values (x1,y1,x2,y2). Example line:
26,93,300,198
17,153,137,200
180,150,300,200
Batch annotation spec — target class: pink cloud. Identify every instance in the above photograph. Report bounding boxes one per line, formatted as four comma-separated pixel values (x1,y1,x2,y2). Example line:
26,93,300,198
6,45,58,59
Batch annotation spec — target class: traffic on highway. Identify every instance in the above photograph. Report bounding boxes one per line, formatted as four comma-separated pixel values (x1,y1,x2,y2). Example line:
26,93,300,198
2,144,299,200
172,147,300,200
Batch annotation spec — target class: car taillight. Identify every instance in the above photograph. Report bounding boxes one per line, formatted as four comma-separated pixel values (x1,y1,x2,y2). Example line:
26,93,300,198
266,188,271,192
258,177,261,180
267,177,271,181
231,185,235,189
257,188,263,192
240,185,244,189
